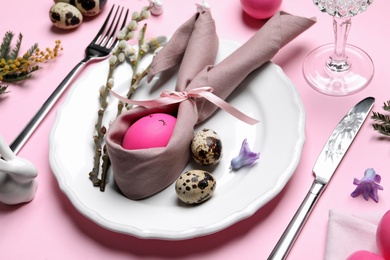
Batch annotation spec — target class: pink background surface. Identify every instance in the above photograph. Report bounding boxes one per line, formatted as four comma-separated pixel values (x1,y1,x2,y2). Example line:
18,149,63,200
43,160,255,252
1,0,389,259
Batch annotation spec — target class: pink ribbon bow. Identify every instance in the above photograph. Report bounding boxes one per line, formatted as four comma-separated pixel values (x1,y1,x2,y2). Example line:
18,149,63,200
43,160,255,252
110,86,259,125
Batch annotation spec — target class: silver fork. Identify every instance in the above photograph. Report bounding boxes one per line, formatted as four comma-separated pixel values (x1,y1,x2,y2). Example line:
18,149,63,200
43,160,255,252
10,5,129,154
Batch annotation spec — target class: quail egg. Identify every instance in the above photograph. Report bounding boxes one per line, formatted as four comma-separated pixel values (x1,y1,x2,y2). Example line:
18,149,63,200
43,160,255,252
191,129,222,166
75,0,107,16
175,170,216,205
49,2,83,29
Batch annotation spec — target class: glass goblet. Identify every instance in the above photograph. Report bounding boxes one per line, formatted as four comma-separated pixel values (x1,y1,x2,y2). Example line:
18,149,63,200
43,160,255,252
303,0,374,96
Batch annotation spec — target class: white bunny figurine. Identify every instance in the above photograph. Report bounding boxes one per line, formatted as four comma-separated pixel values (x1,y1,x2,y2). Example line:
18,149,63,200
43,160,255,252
0,134,38,205
148,0,164,16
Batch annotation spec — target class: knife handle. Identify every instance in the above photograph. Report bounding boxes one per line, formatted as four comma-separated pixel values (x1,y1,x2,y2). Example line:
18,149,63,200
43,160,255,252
268,180,325,260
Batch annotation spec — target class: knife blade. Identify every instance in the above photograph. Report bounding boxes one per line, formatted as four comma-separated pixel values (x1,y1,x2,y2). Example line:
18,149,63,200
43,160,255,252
268,96,375,260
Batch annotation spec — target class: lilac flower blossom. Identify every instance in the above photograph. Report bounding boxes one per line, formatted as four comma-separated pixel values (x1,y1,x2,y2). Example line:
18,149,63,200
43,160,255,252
230,139,260,171
351,168,383,203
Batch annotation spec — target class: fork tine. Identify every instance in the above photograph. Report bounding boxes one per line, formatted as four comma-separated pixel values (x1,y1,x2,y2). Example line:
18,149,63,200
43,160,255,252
91,4,116,45
99,6,122,46
105,8,129,48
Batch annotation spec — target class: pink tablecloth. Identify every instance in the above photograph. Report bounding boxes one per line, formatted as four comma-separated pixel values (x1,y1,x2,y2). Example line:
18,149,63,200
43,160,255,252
1,0,389,259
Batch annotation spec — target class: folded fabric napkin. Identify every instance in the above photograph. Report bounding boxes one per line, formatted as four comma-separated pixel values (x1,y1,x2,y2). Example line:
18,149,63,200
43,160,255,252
105,10,316,200
325,210,381,260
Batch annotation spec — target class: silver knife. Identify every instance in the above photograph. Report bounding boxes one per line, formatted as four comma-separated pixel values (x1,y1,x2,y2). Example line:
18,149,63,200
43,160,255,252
268,96,375,260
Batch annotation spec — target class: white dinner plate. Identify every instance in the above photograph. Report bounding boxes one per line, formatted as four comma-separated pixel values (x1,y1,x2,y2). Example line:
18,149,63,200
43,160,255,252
49,40,305,240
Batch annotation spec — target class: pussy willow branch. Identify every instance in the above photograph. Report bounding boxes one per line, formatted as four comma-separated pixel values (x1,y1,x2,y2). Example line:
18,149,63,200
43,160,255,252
128,24,147,94
100,144,110,191
95,40,167,191
129,67,150,98
89,4,168,191
116,24,148,116
89,58,117,187
100,25,151,189
99,37,163,189
89,5,154,190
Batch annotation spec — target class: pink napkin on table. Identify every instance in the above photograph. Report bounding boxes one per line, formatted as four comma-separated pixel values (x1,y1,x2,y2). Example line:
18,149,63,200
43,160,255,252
105,11,316,200
325,210,381,260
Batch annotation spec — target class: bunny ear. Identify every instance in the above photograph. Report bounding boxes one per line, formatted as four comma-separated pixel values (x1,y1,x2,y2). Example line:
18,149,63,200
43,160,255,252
0,134,15,161
146,11,218,91
146,14,198,82
185,11,316,123
278,11,317,48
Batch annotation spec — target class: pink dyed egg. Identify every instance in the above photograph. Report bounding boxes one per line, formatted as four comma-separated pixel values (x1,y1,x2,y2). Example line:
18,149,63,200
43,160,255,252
347,250,385,260
240,0,282,19
122,113,176,150
377,210,390,259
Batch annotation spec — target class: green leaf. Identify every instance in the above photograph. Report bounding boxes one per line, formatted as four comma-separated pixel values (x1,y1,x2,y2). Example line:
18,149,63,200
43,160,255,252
371,111,390,124
10,33,23,60
0,31,14,59
2,73,33,82
372,102,390,136
0,85,9,95
373,123,390,136
383,101,390,111
2,65,41,83
26,43,38,57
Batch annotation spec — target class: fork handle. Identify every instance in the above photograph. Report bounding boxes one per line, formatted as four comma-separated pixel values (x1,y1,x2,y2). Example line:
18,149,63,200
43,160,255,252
10,57,90,154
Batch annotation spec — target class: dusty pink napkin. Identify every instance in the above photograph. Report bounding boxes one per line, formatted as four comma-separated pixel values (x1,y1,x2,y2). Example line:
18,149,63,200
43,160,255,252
105,11,316,200
325,210,381,260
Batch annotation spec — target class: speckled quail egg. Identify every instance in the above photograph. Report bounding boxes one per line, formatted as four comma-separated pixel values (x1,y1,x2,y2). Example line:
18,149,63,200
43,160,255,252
175,170,216,205
49,2,83,29
75,0,107,16
191,129,222,166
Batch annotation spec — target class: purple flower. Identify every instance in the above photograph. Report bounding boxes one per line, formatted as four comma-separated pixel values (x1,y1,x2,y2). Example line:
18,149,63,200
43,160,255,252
351,168,383,203
230,139,260,171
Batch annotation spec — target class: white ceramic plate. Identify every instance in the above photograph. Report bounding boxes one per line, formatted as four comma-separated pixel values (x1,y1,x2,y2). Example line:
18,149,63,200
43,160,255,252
49,40,305,240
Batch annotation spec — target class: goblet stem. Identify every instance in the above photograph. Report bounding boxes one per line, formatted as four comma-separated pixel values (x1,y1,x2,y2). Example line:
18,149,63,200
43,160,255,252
303,1,374,96
327,16,351,72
